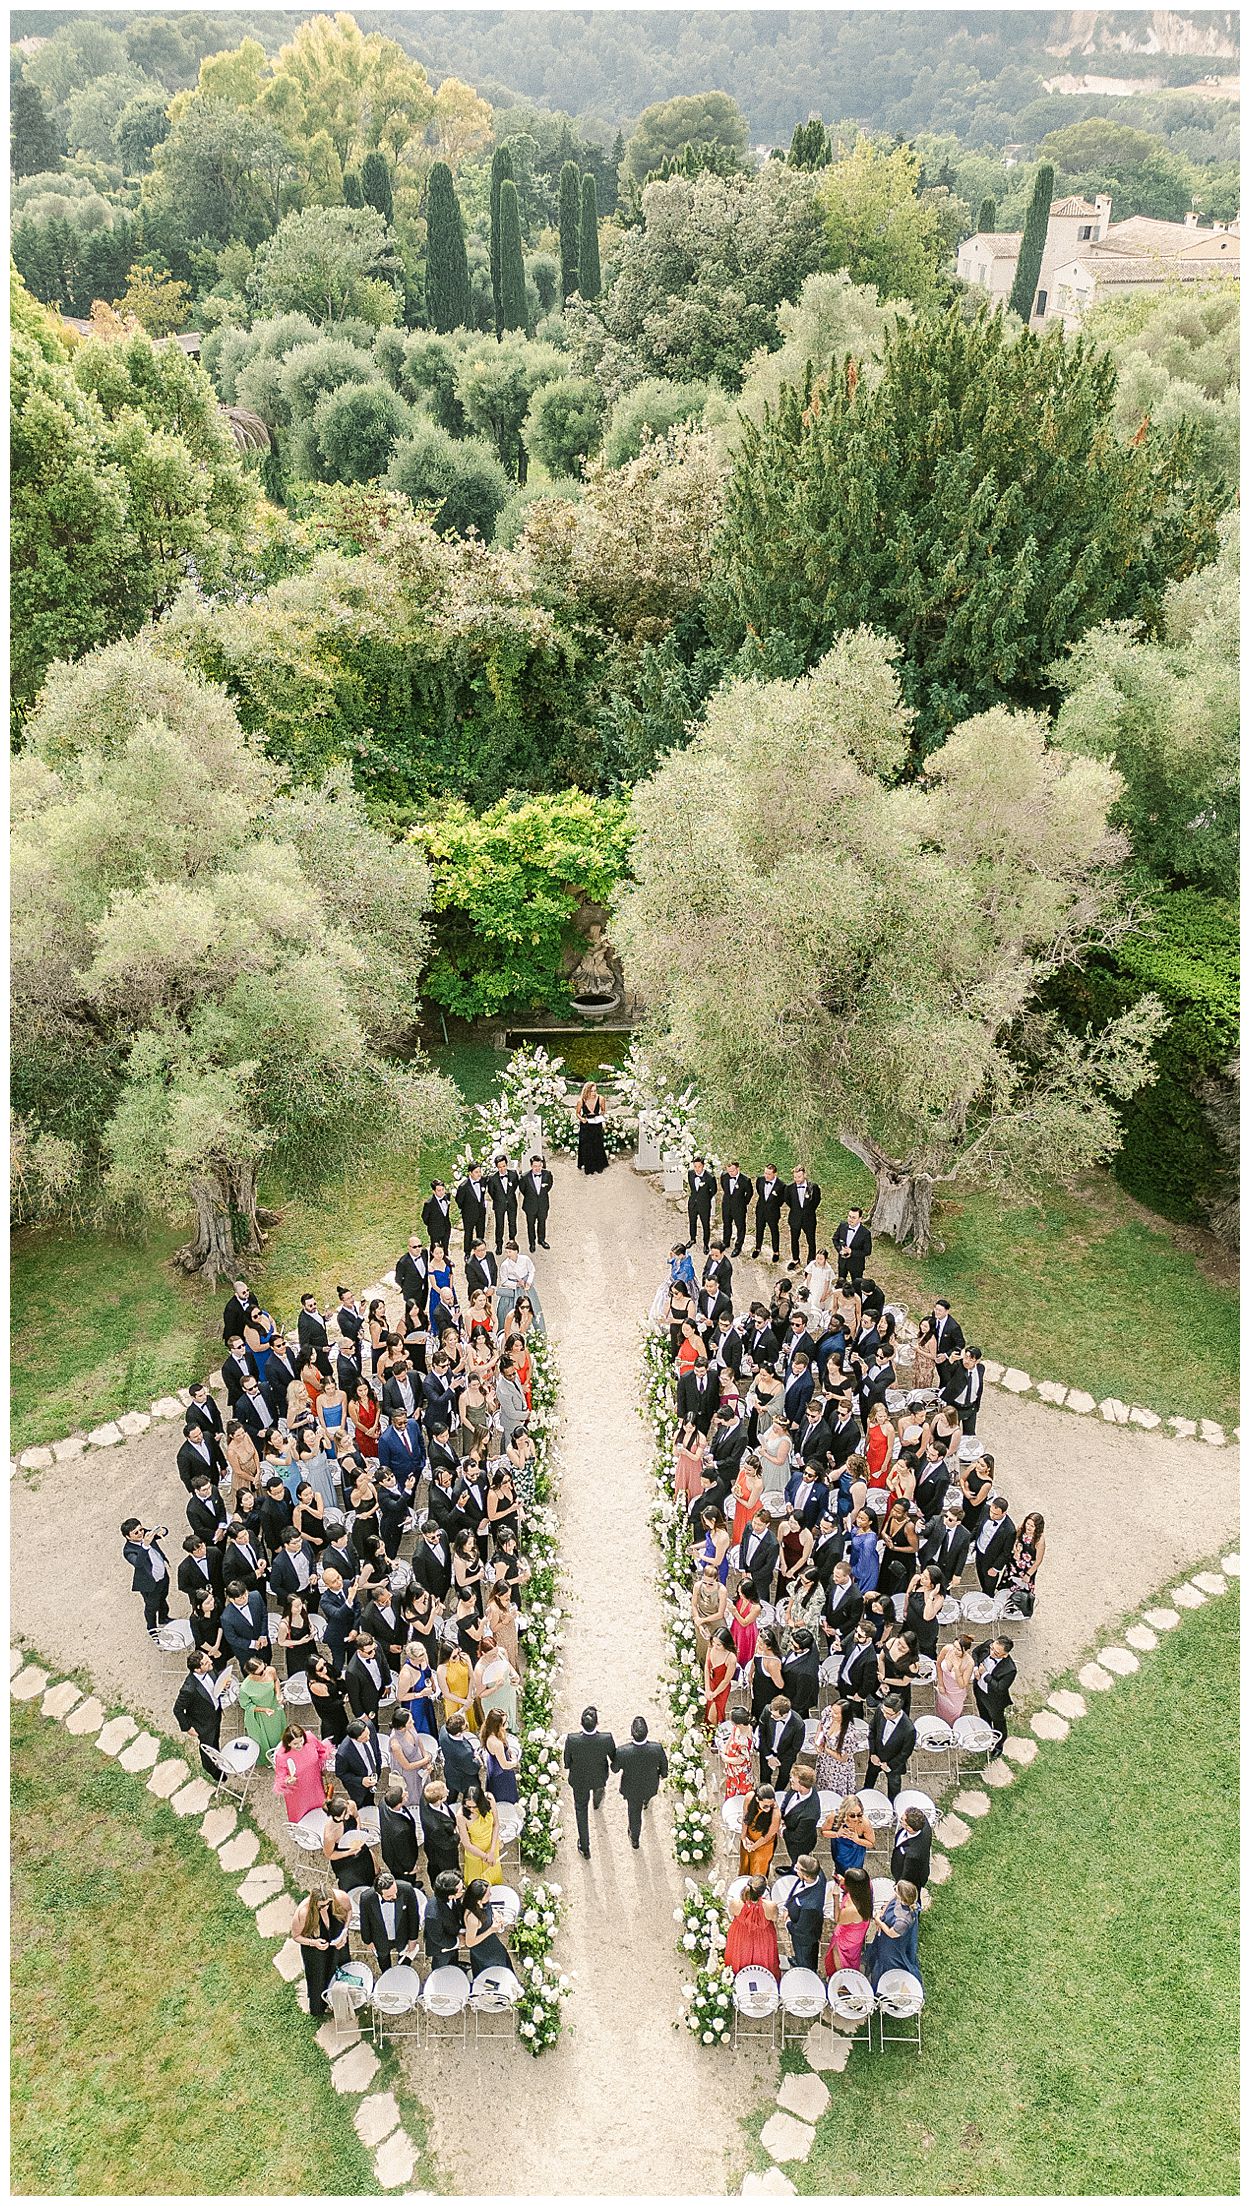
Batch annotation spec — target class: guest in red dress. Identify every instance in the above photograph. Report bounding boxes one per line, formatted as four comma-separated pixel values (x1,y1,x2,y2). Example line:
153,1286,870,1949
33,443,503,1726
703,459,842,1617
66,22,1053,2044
350,1382,381,1460
724,1878,781,1977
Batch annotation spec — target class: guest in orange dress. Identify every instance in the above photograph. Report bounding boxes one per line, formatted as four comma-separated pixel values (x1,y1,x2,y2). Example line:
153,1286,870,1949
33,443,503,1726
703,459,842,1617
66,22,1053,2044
731,1458,764,1546
738,1787,781,1878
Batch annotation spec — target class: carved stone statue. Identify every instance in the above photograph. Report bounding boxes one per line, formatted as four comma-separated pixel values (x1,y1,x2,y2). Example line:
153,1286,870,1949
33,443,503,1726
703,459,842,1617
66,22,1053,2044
569,924,617,1003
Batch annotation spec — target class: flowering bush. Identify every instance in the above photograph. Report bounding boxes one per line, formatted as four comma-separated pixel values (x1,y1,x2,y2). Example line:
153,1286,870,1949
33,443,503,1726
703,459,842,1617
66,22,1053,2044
513,1878,571,2055
517,1330,566,1873
615,1040,718,1169
682,1962,734,2045
639,1321,720,1871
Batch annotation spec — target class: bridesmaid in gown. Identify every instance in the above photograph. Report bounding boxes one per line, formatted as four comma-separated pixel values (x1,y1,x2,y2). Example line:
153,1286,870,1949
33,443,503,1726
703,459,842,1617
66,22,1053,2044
934,1633,976,1725
724,1879,781,1977
673,1418,707,1504
825,1868,874,1975
704,1626,737,1726
575,1082,608,1174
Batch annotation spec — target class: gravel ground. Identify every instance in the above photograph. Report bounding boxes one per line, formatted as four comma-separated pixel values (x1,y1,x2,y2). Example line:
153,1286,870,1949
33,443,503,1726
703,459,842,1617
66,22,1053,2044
8,1155,1239,2195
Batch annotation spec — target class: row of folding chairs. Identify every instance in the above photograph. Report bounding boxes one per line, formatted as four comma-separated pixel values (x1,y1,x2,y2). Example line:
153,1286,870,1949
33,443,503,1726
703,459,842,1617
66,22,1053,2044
733,1962,924,2052
323,1959,524,2047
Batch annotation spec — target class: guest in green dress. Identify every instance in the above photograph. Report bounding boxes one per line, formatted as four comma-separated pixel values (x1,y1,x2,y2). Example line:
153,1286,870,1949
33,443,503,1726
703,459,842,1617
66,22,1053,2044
239,1657,286,1754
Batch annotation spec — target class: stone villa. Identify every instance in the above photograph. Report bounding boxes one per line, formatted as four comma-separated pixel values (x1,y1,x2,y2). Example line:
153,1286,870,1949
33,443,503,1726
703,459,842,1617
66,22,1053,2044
957,194,1239,327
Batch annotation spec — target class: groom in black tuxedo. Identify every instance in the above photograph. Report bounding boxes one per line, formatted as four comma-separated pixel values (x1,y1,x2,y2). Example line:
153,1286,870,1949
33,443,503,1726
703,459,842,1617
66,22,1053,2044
563,1706,617,1858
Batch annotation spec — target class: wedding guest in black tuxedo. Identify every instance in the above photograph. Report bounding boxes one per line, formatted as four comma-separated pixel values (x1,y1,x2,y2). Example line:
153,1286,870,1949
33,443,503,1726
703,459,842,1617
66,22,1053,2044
945,1346,986,1434
177,1421,221,1493
121,1519,171,1635
297,1293,330,1368
777,1763,822,1864
345,1634,391,1720
974,1495,1016,1594
222,1580,270,1665
890,1805,933,1891
972,1637,1016,1756
421,1182,453,1260
465,1241,498,1296
335,1716,384,1808
758,1695,805,1790
379,1781,423,1879
486,1153,521,1251
686,1157,716,1251
785,1855,828,1972
833,1207,872,1286
359,1872,423,1973
395,1236,429,1317
752,1164,785,1261
737,1518,780,1602
521,1156,553,1250
928,1298,966,1387
719,1161,751,1255
865,1694,916,1802
784,1168,822,1266
424,1868,466,1967
455,1164,489,1259
178,1533,220,1607
563,1706,617,1859
614,1716,669,1847
420,1785,462,1883
172,1650,222,1776
221,1279,254,1345
676,1356,720,1436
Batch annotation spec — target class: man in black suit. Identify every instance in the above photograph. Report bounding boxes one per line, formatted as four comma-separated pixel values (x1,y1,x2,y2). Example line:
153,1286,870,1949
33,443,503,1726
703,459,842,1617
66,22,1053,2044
614,1716,669,1847
737,1518,779,1602
221,1279,254,1344
922,1503,970,1583
752,1164,785,1261
437,1714,481,1804
785,1857,828,1973
703,1241,734,1298
184,1381,225,1457
783,1351,815,1427
946,1346,986,1435
974,1495,1016,1594
758,1694,805,1790
465,1241,498,1297
336,1716,384,1807
424,1868,465,1968
827,1395,863,1469
177,1421,220,1493
270,1527,318,1607
810,1506,845,1592
835,1621,882,1712
833,1207,872,1286
793,1397,832,1466
929,1299,966,1390
695,1280,732,1335
410,1524,452,1603
421,1787,462,1883
234,1373,279,1447
784,1168,822,1267
421,1182,453,1260
821,1559,862,1646
676,1356,720,1436
362,1590,406,1674
173,1650,222,1777
785,1461,829,1530
266,1338,299,1418
396,1235,429,1318
709,1402,749,1481
563,1706,617,1859
359,1872,423,1974
221,1336,257,1407
719,1160,751,1256
121,1519,171,1634
221,1580,270,1665
972,1637,1016,1756
186,1474,229,1559
318,1568,359,1671
866,1695,916,1802
178,1533,220,1606
345,1635,391,1720
455,1164,489,1260
379,1781,423,1879
381,1355,420,1422
297,1293,330,1369
486,1153,521,1252
376,1469,410,1562
778,1763,822,1863
890,1805,933,1892
257,1475,294,1557
520,1156,553,1251
686,1156,715,1251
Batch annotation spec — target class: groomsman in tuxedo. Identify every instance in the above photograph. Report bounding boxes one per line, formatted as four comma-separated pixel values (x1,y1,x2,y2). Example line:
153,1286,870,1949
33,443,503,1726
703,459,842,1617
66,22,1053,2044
336,1716,384,1806
345,1634,392,1720
396,1235,429,1318
235,1371,279,1446
703,1240,734,1297
945,1346,986,1434
465,1241,498,1296
297,1293,330,1368
890,1805,933,1891
421,1181,453,1260
972,1637,1016,1755
921,1502,970,1583
455,1163,489,1260
709,1402,749,1481
221,1278,254,1344
737,1516,779,1602
865,1694,916,1802
784,1167,822,1267
835,1620,882,1711
563,1706,618,1859
173,1651,223,1777
379,1781,423,1879
184,1382,225,1464
719,1160,751,1256
822,1559,863,1640
359,1872,423,1973
177,1421,221,1494
521,1156,553,1251
752,1164,785,1261
178,1532,221,1606
613,1716,669,1848
928,1298,965,1390
221,1336,257,1407
827,1393,863,1469
486,1153,521,1252
676,1355,720,1436
974,1496,1016,1594
833,1207,872,1286
686,1156,716,1252
696,1276,731,1333
777,1764,822,1864
785,1857,828,1972
758,1695,805,1789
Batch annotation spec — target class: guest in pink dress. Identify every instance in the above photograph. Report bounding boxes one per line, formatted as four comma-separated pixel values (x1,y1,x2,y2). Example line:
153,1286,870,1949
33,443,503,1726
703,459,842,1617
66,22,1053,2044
934,1634,976,1726
673,1419,706,1504
273,1724,333,1823
824,1868,874,1974
730,1587,761,1670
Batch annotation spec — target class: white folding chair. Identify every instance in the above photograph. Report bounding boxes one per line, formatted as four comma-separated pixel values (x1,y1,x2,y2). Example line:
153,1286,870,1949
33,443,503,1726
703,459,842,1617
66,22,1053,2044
490,1884,522,1930
496,1802,524,1864
875,1967,924,2052
282,1673,313,1710
732,1964,779,2049
720,1795,746,1838
371,1964,423,2045
913,1713,953,1788
207,1733,260,1806
469,1965,522,2041
154,1619,194,1662
779,1967,826,2045
952,1713,998,1776
892,1788,938,1830
422,1964,471,2047
827,1967,876,2044
290,1807,330,1889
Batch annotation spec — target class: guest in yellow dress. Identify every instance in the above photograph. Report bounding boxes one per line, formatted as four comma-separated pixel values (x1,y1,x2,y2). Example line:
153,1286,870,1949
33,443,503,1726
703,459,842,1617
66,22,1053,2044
438,1646,477,1732
455,1782,503,1886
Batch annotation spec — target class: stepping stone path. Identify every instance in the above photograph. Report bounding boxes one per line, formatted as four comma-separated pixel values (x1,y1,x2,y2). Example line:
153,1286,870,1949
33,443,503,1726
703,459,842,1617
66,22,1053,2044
1200,1422,1226,1446
1047,1689,1086,1720
758,2113,816,2165
254,1894,296,1938
1171,1583,1206,1608
1143,1607,1180,1631
742,2174,797,2198
777,2072,830,2124
952,1790,990,1819
170,1777,215,1817
1078,1661,1114,1692
117,1731,160,1774
1001,1368,1031,1393
87,1423,124,1447
1003,1734,1038,1766
1097,1645,1139,1676
330,2041,380,2095
355,2093,401,2149
19,1448,54,1472
1191,1571,1228,1597
272,1940,303,1983
42,1680,82,1720
928,1851,952,1884
982,1759,1014,1788
1099,1398,1129,1424
238,1865,287,1906
217,1829,260,1871
11,1664,50,1702
800,2023,853,2074
1065,1390,1095,1414
316,2016,360,2058
1031,1709,1069,1741
10,1648,24,1677
149,1397,184,1419
1124,1624,1158,1652
1222,1554,1241,1575
200,1807,237,1849
1168,1417,1196,1438
1036,1381,1067,1405
980,1359,1004,1384
149,1759,191,1798
935,1812,971,1848
53,1437,87,1463
64,1695,106,1735
117,1411,151,1437
96,1715,139,1757
1128,1406,1161,1429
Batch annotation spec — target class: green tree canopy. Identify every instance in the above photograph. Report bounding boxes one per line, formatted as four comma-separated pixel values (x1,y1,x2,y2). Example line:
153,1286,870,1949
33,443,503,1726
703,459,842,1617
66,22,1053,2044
312,377,413,484
524,374,604,478
360,148,394,224
497,177,528,332
12,633,458,1276
820,137,948,304
113,86,172,174
1038,118,1197,224
489,142,515,336
249,204,402,325
1009,161,1053,321
602,375,708,466
454,333,565,481
425,160,472,332
622,92,748,189
1086,278,1239,507
11,75,62,180
385,418,510,538
612,629,1164,1252
558,159,581,300
579,171,602,299
716,304,1219,751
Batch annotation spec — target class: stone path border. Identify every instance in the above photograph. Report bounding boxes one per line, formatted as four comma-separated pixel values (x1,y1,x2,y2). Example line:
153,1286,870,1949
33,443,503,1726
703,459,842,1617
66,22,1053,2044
739,1554,1241,2194
9,1649,434,2198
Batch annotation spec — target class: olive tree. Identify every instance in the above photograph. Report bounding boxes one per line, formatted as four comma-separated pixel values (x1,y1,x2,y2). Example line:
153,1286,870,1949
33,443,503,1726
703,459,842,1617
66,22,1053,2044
612,629,1164,1252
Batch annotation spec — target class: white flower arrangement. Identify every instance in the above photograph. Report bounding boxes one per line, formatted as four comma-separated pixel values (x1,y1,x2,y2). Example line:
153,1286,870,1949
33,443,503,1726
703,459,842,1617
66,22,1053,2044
639,1322,719,1872
616,1041,719,1171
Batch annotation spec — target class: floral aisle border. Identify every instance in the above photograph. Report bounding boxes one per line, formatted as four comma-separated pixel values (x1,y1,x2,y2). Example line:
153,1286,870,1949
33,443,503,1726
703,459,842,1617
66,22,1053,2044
641,1324,716,1868
512,1326,572,2052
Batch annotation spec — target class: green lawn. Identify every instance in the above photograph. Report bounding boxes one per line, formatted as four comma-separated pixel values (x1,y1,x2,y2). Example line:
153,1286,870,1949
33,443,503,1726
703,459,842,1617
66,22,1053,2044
748,1582,1240,2196
10,1698,438,2195
755,1135,1238,1427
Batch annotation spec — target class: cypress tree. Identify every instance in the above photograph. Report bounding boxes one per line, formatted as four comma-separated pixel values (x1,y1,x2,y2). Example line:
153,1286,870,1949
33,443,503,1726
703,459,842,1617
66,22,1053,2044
497,177,527,331
489,143,514,338
977,196,997,233
426,160,471,332
579,171,601,300
361,150,393,225
1009,162,1054,322
342,169,362,206
11,77,61,180
558,159,581,301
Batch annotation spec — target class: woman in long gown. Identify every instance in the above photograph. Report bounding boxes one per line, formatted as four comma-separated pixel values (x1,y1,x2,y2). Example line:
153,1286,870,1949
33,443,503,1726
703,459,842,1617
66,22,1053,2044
826,1795,875,1876
849,1511,882,1593
673,1418,707,1504
306,1655,348,1747
738,1787,781,1878
718,1708,756,1802
724,1879,781,1977
910,1318,940,1392
322,1790,377,1895
457,1783,504,1886
273,1724,333,1823
812,1701,858,1798
934,1632,976,1726
480,1709,521,1808
291,1888,352,2018
704,1626,737,1727
438,1644,476,1731
758,1415,794,1499
240,1657,286,1753
394,1641,440,1735
691,1564,728,1662
485,1583,522,1674
575,1081,608,1174
729,1586,761,1672
277,1595,317,1681
731,1457,764,1547
867,1881,922,1987
824,1867,874,1975
462,1878,514,1978
864,1402,896,1489
349,1382,381,1461
473,1636,521,1730
388,1707,436,1806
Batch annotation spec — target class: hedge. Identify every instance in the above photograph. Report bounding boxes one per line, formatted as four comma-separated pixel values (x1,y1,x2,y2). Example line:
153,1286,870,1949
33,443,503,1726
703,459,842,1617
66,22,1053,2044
1047,889,1237,1224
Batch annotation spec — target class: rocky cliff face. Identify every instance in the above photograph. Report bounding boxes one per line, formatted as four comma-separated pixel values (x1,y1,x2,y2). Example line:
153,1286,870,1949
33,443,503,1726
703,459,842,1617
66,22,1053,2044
1047,10,1239,59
